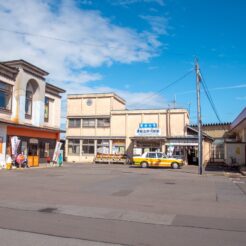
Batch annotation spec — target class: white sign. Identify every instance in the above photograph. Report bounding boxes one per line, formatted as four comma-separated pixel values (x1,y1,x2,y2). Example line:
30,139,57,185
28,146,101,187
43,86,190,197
136,128,161,136
52,141,63,162
133,148,142,156
11,136,20,156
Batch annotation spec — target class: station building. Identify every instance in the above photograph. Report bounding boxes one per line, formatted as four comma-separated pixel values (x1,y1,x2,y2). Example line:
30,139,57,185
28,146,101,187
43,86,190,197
66,93,212,164
0,60,65,166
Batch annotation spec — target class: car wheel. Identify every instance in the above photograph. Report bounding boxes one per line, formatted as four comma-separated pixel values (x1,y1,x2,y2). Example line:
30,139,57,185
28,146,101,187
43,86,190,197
140,162,148,168
171,162,179,169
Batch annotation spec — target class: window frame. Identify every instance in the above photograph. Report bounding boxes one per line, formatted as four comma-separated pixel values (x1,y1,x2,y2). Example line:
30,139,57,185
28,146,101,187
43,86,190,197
68,139,80,155
0,81,12,113
68,118,81,128
96,139,110,154
82,118,95,128
82,139,95,155
97,118,110,128
25,83,33,118
44,97,50,122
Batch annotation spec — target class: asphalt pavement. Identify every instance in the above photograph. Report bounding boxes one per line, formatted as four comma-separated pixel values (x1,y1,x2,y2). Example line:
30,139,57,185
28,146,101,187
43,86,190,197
0,163,245,245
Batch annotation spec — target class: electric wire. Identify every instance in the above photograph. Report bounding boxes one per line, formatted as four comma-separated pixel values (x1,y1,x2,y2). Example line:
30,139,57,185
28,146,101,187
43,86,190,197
199,70,222,123
0,27,128,49
127,68,194,108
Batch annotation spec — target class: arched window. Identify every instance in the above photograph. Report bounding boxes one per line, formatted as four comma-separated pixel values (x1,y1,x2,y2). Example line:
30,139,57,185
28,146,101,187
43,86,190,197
25,82,33,118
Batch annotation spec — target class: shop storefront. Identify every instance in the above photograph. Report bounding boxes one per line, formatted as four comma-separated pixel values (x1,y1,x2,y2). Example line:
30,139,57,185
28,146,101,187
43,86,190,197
166,138,199,165
6,125,60,166
131,137,165,156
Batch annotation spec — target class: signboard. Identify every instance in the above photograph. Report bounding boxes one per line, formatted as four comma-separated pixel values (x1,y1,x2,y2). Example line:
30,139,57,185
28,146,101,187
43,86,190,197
0,137,2,153
52,141,63,163
133,148,142,156
139,123,157,128
11,136,20,156
136,123,161,136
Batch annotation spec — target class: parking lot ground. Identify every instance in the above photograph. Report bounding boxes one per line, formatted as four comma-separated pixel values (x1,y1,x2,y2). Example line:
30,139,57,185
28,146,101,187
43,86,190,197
0,163,246,245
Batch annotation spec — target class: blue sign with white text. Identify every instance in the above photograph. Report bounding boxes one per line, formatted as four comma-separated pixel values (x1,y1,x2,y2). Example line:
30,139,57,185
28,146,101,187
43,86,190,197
139,123,157,128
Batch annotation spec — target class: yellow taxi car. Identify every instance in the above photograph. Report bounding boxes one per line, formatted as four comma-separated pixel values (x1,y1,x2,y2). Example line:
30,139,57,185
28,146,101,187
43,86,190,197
132,152,184,169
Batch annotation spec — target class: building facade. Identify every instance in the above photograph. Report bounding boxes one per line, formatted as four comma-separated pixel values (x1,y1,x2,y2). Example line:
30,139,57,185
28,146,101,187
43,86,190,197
0,60,65,167
191,123,231,162
66,93,212,164
225,107,246,166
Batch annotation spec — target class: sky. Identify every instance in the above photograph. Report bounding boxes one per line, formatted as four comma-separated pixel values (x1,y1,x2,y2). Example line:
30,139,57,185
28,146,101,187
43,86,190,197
0,0,245,126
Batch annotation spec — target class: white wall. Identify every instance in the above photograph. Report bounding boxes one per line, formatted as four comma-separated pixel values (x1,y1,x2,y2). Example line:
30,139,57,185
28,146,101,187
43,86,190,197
12,68,46,127
225,143,245,165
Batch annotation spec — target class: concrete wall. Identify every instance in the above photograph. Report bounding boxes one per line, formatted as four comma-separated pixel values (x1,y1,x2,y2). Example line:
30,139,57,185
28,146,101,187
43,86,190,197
203,141,211,164
67,94,126,117
43,92,61,129
225,143,245,165
202,125,230,138
12,69,46,127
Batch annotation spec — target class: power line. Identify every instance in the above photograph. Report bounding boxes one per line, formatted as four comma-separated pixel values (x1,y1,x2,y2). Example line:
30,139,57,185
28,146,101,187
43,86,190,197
0,27,126,49
128,68,194,108
199,70,222,123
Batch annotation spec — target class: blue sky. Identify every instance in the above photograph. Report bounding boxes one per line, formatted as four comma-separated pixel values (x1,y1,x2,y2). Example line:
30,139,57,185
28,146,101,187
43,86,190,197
0,0,245,124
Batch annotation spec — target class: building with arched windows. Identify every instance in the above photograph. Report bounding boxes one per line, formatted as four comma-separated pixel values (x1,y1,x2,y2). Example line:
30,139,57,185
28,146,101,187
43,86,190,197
0,60,65,167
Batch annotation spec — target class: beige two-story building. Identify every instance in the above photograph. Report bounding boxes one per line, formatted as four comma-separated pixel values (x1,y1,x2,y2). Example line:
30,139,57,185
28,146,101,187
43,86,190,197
0,59,65,166
66,93,212,164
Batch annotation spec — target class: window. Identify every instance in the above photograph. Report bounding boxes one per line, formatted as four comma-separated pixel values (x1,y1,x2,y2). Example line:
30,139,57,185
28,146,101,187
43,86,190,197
0,81,12,111
82,139,95,154
44,143,50,157
212,139,225,160
68,119,81,128
44,97,50,122
82,118,95,127
147,153,157,158
68,140,80,155
97,118,110,127
25,82,33,117
112,140,126,154
156,153,163,158
97,140,109,154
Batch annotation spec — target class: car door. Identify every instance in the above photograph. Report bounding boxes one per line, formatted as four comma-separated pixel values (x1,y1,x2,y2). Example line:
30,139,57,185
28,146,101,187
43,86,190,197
156,153,163,166
147,153,157,166
161,154,171,167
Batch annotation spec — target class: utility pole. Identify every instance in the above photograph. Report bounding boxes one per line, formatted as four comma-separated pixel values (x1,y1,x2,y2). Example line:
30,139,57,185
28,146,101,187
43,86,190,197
195,58,203,175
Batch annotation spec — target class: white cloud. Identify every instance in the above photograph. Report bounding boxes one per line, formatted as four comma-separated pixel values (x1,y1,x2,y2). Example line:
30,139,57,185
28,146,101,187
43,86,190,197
140,15,168,35
0,0,164,82
0,0,169,123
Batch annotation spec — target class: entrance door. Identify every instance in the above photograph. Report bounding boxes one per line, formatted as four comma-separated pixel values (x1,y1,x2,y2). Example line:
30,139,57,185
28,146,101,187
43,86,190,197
28,140,39,167
29,143,38,156
187,147,198,165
